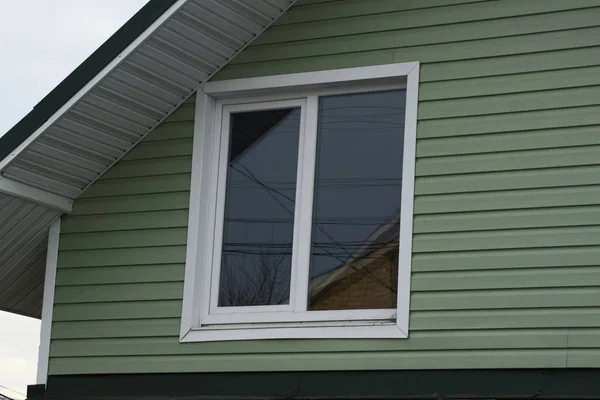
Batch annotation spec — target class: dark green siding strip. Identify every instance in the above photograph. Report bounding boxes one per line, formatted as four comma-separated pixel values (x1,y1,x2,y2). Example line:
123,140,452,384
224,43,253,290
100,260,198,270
40,370,600,400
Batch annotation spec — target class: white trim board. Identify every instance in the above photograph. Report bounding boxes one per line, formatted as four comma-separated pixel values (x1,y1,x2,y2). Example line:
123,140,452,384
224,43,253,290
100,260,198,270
202,63,417,97
0,176,73,213
36,217,61,385
181,62,420,342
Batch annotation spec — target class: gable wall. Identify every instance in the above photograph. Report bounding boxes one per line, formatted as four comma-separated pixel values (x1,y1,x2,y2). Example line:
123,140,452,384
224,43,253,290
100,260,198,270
49,0,600,375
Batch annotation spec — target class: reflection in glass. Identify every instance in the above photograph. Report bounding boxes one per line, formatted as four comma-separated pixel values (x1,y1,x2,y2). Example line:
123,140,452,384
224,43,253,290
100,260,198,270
218,108,300,307
308,90,406,311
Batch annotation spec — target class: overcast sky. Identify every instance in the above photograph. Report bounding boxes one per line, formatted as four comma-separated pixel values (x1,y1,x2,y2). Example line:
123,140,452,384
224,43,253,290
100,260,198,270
0,1,148,397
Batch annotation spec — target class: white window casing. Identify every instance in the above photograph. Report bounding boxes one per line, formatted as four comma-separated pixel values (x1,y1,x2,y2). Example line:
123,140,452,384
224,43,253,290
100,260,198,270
180,62,420,342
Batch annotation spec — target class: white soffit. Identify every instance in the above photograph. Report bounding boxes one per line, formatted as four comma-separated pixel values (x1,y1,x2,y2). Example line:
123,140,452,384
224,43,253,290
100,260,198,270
0,193,59,318
0,0,296,318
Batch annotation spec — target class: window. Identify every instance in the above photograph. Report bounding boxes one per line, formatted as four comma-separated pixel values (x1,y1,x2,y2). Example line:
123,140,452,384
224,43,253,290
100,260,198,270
181,63,419,341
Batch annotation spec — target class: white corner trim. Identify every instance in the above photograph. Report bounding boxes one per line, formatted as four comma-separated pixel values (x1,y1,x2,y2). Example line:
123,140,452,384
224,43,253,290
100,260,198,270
36,217,61,385
181,61,420,342
0,176,73,213
0,0,190,173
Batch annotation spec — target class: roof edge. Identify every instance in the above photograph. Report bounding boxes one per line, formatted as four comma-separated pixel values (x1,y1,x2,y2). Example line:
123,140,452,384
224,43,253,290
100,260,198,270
0,0,178,162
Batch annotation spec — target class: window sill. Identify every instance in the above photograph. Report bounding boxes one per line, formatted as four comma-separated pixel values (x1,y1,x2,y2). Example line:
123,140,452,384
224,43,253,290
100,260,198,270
180,322,408,342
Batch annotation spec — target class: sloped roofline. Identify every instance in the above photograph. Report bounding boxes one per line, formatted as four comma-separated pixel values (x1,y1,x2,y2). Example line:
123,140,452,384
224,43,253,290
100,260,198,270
0,0,177,160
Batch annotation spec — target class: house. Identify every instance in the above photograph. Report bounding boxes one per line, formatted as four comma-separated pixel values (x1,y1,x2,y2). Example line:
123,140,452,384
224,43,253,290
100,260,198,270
1,0,600,398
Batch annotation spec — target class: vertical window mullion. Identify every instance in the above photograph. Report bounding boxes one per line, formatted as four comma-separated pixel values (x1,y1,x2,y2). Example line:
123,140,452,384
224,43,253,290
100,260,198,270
292,95,320,312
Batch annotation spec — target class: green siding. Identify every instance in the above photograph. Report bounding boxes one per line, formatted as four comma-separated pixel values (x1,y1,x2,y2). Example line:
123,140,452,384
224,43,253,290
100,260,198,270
49,0,600,375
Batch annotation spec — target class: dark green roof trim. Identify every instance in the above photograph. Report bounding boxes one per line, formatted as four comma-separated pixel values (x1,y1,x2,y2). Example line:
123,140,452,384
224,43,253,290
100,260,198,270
0,0,178,162
30,369,600,399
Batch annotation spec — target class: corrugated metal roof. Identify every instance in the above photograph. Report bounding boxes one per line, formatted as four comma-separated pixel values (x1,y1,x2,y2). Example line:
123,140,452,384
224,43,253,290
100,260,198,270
0,0,296,318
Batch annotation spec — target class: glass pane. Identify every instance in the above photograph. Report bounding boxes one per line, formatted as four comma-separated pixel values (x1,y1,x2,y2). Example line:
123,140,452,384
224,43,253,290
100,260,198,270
218,107,301,307
308,90,406,311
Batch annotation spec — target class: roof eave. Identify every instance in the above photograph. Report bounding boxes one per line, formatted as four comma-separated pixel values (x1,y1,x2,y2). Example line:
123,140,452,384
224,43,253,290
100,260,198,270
0,0,297,318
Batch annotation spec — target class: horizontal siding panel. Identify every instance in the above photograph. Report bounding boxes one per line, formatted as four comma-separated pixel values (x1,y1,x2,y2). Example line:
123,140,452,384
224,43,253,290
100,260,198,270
53,300,182,322
415,186,600,214
58,246,186,268
220,45,600,82
278,0,484,25
51,290,600,322
415,165,600,195
49,329,568,358
81,174,191,198
51,319,181,339
407,26,600,65
143,121,193,142
59,228,187,251
420,46,600,82
47,350,567,375
55,264,184,286
256,0,600,45
240,26,600,70
161,103,195,123
59,228,187,250
242,31,396,64
244,8,600,64
221,27,600,80
216,49,395,80
50,268,600,310
412,267,600,291
568,330,600,348
54,282,183,304
61,210,189,233
70,192,190,216
417,126,600,158
412,247,600,272
411,287,600,311
102,156,192,179
418,105,600,139
120,138,193,161
420,65,600,101
414,206,600,233
568,349,600,367
412,308,600,330
49,309,600,339
419,85,600,120
416,146,600,177
413,226,600,253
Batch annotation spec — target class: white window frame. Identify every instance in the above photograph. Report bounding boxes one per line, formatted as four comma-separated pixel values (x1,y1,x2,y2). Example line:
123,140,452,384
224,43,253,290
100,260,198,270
180,62,419,342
